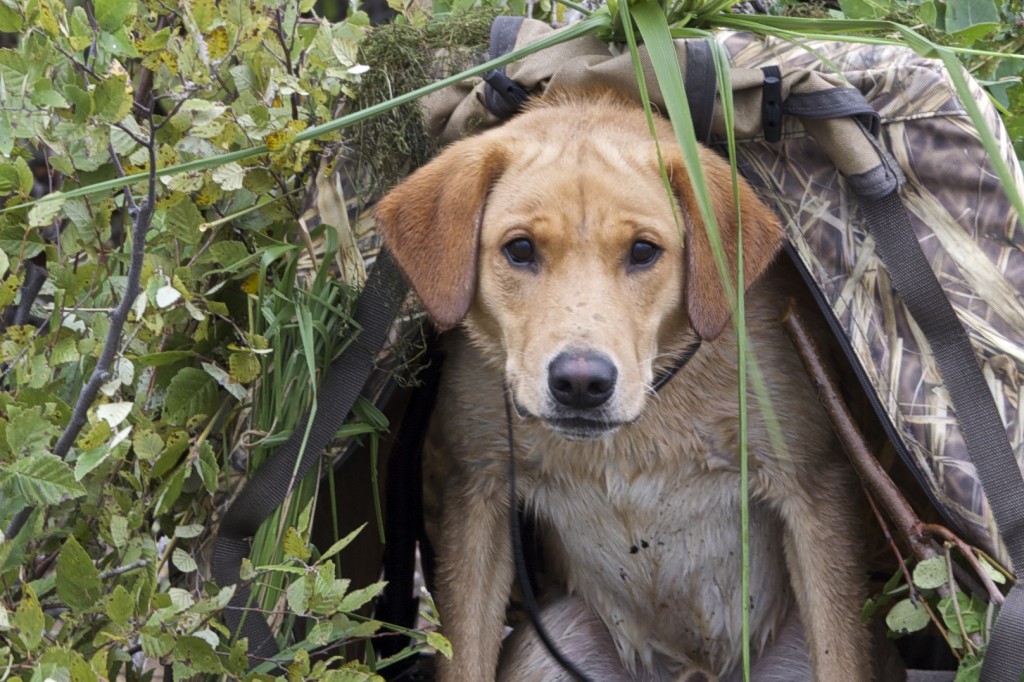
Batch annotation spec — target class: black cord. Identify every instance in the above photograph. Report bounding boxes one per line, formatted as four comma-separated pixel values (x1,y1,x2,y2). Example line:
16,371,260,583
504,386,592,682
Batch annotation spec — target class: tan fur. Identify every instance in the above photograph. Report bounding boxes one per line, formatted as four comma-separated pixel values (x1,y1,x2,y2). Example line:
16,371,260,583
377,91,873,681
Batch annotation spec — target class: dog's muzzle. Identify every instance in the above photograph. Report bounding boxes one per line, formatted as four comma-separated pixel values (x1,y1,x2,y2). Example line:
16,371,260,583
548,350,617,409
542,350,622,440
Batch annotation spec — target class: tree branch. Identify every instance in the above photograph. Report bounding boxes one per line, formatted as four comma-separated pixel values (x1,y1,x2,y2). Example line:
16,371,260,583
5,114,159,541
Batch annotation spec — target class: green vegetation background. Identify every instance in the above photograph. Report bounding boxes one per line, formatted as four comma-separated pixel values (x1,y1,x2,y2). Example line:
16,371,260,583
0,0,1021,679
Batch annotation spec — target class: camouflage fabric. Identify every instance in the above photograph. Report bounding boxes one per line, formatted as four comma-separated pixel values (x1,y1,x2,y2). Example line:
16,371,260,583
418,21,1024,567
720,32,1024,565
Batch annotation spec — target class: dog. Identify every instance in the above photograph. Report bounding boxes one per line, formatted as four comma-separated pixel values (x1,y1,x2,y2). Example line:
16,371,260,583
376,90,875,681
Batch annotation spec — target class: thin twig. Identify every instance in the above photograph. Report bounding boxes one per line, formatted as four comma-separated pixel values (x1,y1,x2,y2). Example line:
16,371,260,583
5,112,159,542
99,559,152,580
52,134,155,458
925,523,1007,605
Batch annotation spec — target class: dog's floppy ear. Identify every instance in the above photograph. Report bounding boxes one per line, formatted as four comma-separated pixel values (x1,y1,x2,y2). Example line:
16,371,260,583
670,148,785,341
376,137,507,331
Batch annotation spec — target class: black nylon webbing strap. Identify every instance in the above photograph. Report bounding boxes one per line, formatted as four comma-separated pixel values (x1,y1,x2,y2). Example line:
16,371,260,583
483,16,529,119
859,191,1024,681
684,40,716,146
212,248,408,666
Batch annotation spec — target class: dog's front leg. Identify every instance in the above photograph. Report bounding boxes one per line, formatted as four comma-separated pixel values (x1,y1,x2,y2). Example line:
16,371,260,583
778,468,872,682
434,474,515,682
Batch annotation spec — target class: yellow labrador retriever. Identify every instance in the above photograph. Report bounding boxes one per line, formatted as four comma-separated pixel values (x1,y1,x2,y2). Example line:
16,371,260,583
376,90,872,681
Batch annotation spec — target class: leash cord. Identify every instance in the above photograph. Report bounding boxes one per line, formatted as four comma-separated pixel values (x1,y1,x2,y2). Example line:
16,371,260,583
504,387,592,682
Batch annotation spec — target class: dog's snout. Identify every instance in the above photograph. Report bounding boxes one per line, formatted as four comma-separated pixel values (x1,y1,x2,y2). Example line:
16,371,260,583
548,351,617,409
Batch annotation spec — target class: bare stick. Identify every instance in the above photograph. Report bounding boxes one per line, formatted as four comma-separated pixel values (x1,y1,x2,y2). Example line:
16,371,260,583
781,305,933,560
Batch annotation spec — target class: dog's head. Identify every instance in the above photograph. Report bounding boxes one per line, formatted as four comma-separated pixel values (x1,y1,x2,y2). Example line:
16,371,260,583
377,91,783,440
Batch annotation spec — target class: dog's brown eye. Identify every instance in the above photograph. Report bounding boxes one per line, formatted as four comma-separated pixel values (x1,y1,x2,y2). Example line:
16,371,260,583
503,238,536,267
629,240,661,269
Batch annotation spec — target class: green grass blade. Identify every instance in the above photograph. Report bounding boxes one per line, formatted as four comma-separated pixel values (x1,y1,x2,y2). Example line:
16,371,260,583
629,5,755,678
631,0,737,309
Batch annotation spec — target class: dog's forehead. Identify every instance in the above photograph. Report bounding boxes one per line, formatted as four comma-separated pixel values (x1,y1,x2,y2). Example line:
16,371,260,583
484,134,679,239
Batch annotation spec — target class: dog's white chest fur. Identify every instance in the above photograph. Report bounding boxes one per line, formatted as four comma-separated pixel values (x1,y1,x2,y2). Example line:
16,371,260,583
523,427,792,677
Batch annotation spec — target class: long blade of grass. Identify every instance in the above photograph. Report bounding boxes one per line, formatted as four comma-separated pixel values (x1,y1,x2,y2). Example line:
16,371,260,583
7,13,612,214
631,0,736,308
629,4,753,678
704,38,753,681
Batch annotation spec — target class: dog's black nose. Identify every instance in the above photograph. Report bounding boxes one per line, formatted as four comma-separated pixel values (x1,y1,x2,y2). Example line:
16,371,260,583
548,351,617,409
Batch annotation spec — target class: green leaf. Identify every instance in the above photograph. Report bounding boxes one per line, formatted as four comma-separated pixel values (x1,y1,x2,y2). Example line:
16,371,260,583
64,84,93,124
319,523,366,564
0,3,22,32
109,514,129,549
97,27,140,58
74,444,111,481
56,535,103,612
141,630,175,658
283,527,312,561
94,0,134,32
339,581,386,612
207,241,250,269
945,0,999,38
163,367,219,425
306,620,334,647
228,352,261,383
106,584,134,626
174,635,224,673
978,554,1007,585
132,430,164,461
0,453,87,505
5,405,58,456
164,198,204,245
94,73,131,123
912,556,948,590
954,654,983,682
0,157,33,194
153,464,186,515
135,350,196,366
885,598,930,634
12,582,43,651
212,161,245,190
30,79,68,108
195,441,218,493
175,523,205,538
427,631,452,659
287,575,310,614
171,547,198,573
28,192,65,227
838,0,889,20
191,0,215,31
0,507,41,573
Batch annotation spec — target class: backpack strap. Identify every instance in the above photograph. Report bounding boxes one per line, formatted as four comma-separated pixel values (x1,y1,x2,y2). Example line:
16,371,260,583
684,40,716,145
484,16,530,118
858,190,1024,682
212,248,409,666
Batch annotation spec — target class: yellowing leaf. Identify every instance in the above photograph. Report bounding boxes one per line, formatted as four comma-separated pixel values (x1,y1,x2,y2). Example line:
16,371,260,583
266,129,294,152
12,583,43,651
191,0,215,31
283,527,311,561
427,631,453,659
228,352,260,384
206,26,228,58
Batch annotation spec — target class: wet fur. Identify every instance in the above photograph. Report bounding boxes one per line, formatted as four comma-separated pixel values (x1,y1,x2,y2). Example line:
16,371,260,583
377,91,874,681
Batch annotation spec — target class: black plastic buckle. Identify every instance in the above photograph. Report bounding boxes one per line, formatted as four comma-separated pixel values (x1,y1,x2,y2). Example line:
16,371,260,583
761,65,783,143
483,69,530,119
